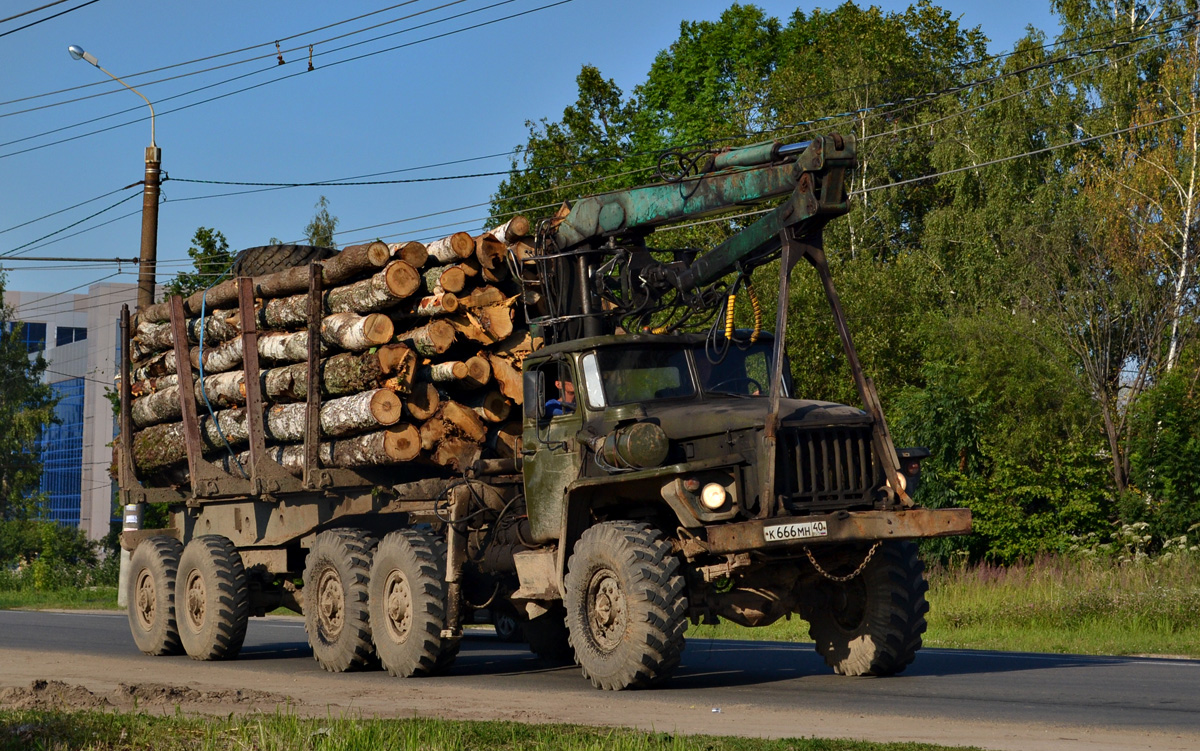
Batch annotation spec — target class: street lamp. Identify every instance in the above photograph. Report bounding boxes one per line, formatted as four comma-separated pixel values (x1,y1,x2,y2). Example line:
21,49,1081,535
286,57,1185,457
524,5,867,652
69,44,160,309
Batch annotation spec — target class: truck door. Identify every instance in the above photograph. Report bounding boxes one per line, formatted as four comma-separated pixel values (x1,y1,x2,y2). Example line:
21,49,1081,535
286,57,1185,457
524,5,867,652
522,359,584,542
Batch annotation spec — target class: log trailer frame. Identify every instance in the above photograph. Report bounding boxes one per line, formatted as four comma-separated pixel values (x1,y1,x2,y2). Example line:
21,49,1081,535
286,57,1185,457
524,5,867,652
118,133,971,689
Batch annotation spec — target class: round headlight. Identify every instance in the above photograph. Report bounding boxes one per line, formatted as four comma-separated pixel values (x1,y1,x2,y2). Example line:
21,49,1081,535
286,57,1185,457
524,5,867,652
886,472,908,492
700,482,727,510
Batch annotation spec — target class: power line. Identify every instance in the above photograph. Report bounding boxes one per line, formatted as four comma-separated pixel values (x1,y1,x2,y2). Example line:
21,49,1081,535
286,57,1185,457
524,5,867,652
0,0,70,24
0,0,445,108
1,193,141,258
0,0,467,120
0,0,572,158
0,185,137,236
0,0,100,39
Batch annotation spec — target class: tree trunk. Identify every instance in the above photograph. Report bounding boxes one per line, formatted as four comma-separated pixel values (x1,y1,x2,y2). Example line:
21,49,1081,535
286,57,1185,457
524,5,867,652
440,400,487,443
395,320,455,355
426,232,475,263
321,312,394,350
264,389,402,441
189,336,245,374
249,425,421,475
135,241,391,323
132,370,246,428
487,421,522,459
475,233,508,275
488,215,530,244
262,346,415,402
431,437,481,473
130,349,180,381
324,260,420,314
389,241,428,269
459,286,504,309
463,355,491,389
133,311,240,358
423,265,467,294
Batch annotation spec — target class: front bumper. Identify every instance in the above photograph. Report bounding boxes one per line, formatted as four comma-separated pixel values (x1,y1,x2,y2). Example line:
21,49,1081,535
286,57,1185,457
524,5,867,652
702,507,971,555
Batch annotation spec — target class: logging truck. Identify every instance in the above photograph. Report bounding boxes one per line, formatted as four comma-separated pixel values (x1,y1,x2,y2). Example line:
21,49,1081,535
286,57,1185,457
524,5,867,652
118,134,971,690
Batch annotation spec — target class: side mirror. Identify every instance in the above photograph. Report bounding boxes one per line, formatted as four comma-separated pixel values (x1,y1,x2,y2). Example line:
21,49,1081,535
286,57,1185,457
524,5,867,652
523,369,545,420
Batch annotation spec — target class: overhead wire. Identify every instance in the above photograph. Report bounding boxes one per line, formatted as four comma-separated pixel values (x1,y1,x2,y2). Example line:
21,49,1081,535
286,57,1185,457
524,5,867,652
0,0,100,39
0,0,576,159
0,0,71,24
0,184,137,235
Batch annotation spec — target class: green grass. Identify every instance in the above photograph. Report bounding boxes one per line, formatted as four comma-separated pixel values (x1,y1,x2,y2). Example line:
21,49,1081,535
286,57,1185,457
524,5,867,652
0,586,118,611
690,553,1200,657
0,710,981,751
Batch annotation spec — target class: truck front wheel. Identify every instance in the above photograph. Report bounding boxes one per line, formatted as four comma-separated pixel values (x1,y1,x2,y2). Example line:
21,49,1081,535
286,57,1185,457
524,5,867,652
304,529,376,672
564,522,688,690
804,540,929,676
127,536,184,656
368,529,451,677
176,536,249,660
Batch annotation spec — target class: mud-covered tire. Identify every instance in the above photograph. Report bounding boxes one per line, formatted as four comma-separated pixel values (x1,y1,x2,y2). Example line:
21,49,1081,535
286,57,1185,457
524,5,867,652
232,244,337,277
805,540,929,677
127,536,184,656
176,536,249,661
523,604,574,664
303,529,376,672
368,529,451,677
564,522,688,690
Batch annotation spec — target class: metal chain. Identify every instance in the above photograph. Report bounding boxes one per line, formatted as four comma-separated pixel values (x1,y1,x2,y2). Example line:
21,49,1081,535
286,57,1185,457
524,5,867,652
804,541,881,583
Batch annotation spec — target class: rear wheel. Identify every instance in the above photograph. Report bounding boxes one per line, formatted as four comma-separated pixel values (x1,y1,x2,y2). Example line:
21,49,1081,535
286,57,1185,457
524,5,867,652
368,529,451,677
523,604,573,664
304,529,376,672
232,244,337,276
804,540,929,676
127,537,184,656
564,522,687,690
176,536,249,661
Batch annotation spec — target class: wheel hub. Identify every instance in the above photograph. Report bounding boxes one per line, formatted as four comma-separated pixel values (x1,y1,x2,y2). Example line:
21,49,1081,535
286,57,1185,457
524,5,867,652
586,572,627,652
383,570,412,643
317,567,345,640
185,569,206,632
134,570,156,631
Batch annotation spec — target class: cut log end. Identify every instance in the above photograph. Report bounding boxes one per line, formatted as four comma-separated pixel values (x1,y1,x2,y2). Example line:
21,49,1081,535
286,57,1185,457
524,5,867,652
405,381,440,422
369,389,403,426
384,424,421,462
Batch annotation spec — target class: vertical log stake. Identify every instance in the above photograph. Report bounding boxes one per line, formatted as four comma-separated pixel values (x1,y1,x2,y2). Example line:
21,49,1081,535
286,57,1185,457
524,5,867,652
304,262,324,489
238,278,267,495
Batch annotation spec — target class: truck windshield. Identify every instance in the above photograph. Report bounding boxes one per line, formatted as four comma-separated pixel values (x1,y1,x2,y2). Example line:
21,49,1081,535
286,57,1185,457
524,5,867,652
594,347,696,405
693,342,777,397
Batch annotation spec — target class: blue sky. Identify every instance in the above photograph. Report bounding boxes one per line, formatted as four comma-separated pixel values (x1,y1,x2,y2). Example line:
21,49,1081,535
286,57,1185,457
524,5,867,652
0,0,1060,295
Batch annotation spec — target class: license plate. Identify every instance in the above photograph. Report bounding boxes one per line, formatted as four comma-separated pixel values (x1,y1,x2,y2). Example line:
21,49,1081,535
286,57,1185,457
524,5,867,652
763,520,828,543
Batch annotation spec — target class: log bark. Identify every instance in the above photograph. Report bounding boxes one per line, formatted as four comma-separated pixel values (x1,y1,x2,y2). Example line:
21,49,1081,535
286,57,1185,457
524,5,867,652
406,292,458,318
464,390,512,423
422,265,466,294
489,215,530,244
459,286,504,308
447,302,513,344
395,320,455,356
130,373,178,397
388,241,428,269
136,242,391,323
264,389,401,441
131,370,246,428
321,312,394,350
130,350,180,381
403,381,440,422
418,360,469,384
426,232,474,263
323,261,420,314
189,336,244,374
245,426,421,475
262,346,415,402
132,390,403,471
133,311,239,358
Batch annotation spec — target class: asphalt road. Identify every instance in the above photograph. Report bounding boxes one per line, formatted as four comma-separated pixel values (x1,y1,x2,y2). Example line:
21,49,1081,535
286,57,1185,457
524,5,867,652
2,609,1199,750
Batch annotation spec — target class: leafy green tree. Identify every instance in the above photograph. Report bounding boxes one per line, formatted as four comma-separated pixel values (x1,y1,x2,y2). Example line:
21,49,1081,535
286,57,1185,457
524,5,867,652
304,196,339,249
164,227,233,298
1126,367,1200,541
0,279,57,521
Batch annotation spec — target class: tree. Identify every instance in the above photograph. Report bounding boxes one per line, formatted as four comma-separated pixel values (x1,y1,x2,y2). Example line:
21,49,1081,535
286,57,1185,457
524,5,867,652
164,227,233,298
304,196,339,249
0,276,58,521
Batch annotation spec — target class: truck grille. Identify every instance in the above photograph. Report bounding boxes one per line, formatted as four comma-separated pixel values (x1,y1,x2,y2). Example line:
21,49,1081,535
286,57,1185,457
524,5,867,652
779,426,879,512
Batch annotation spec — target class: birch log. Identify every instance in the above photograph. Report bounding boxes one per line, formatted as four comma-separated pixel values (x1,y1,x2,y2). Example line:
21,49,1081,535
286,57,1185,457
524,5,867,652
262,345,416,402
464,390,512,423
136,241,391,323
475,233,508,275
260,261,420,327
388,241,428,268
394,320,455,356
131,370,246,428
431,437,482,472
426,232,474,263
488,354,523,405
263,389,401,441
422,265,466,294
189,336,244,374
245,425,421,474
130,349,180,381
403,381,440,421
488,215,530,244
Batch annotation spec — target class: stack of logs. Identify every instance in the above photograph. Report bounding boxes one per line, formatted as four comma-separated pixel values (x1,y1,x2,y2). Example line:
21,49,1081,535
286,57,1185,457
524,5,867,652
124,217,537,484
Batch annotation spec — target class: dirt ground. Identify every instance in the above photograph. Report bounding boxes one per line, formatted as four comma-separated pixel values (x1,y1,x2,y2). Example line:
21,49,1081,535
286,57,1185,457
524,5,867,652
1,642,1197,751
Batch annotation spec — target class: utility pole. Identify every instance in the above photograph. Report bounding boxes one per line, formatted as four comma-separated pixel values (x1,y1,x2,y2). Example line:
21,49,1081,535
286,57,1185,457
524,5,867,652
70,44,160,606
70,44,160,307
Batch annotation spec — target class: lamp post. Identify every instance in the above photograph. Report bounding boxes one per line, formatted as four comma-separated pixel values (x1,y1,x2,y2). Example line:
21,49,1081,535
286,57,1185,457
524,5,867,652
70,45,159,609
69,45,160,309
